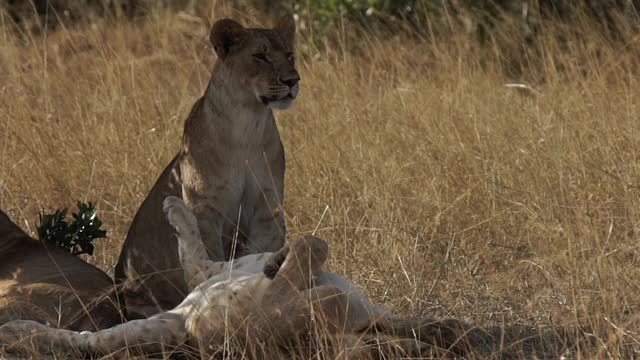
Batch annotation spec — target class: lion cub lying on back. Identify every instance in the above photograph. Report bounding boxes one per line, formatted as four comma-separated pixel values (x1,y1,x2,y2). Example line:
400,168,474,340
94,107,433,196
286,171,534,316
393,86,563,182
0,198,470,358
115,15,300,317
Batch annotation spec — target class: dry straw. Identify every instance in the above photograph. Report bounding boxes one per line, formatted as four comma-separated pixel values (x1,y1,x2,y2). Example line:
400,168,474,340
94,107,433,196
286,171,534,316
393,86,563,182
0,4,639,358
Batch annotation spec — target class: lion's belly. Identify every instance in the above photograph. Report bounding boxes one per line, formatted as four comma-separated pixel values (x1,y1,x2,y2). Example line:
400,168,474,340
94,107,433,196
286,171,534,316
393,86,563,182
181,270,271,342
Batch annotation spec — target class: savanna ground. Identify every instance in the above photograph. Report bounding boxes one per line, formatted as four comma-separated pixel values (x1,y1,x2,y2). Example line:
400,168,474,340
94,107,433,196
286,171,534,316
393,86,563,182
1,4,640,359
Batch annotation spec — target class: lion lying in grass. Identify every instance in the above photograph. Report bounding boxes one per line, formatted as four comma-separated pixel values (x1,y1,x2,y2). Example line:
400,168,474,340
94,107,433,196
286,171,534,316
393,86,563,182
0,197,471,358
0,209,121,332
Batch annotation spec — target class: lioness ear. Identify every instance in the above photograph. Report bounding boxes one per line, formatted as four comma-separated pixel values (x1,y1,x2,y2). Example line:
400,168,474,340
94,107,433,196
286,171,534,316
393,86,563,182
210,18,247,59
274,14,296,48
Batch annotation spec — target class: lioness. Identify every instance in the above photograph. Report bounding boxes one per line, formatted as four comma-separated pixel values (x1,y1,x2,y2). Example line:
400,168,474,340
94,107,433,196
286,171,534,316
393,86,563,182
1,198,470,358
0,208,121,331
115,15,299,317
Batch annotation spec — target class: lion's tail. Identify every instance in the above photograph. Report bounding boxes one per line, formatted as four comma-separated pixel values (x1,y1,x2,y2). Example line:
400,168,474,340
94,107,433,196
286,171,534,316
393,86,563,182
369,316,475,356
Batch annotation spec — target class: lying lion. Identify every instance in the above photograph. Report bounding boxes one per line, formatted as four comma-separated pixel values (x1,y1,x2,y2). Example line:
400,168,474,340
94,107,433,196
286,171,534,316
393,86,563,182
0,197,471,357
0,208,121,332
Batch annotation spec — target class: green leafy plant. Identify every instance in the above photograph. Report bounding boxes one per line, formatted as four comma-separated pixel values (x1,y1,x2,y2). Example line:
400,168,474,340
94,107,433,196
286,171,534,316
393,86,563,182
37,201,107,256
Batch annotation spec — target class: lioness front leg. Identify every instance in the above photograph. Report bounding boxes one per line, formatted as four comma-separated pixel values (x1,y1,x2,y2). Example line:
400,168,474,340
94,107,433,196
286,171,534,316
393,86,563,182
0,313,187,356
244,190,286,257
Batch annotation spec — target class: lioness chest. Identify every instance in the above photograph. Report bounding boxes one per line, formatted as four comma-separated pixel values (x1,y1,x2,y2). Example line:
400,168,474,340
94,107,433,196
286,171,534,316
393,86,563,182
212,154,276,241
180,105,286,260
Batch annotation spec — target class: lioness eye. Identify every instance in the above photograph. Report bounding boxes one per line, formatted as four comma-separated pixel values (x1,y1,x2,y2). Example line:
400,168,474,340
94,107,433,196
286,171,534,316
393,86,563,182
253,53,270,63
287,52,295,64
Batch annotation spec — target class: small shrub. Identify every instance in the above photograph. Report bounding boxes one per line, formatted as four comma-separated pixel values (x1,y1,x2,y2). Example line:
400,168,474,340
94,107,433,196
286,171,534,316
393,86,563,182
37,201,107,256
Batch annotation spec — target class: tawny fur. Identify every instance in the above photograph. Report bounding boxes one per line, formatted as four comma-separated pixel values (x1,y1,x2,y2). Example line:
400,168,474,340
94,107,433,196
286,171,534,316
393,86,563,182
0,209,121,332
114,15,300,318
0,197,471,358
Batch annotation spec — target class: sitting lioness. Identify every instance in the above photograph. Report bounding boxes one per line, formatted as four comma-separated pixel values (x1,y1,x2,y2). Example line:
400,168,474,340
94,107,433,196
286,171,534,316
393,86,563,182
115,15,299,317
0,197,471,358
0,208,121,332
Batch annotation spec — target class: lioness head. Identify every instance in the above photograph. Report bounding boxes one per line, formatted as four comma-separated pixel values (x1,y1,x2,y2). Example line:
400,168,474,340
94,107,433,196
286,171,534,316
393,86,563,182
210,15,300,110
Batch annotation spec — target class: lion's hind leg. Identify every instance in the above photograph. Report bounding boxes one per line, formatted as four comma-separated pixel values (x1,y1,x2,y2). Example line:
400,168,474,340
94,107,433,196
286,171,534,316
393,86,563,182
270,235,328,291
163,196,228,289
305,285,352,335
252,236,332,345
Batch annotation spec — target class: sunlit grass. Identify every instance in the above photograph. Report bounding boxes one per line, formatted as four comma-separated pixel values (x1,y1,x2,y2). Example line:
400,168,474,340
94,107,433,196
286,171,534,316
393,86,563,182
1,7,639,358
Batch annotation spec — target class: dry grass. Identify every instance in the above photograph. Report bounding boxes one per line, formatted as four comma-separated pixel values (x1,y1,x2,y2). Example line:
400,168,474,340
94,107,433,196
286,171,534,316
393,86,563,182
1,7,640,359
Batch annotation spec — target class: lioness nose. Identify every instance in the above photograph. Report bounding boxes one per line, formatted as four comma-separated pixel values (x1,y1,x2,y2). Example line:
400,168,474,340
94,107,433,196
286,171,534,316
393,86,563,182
280,75,300,88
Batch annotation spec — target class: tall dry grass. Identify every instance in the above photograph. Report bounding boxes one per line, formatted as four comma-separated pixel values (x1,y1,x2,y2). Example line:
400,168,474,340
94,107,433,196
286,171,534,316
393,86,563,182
0,7,639,358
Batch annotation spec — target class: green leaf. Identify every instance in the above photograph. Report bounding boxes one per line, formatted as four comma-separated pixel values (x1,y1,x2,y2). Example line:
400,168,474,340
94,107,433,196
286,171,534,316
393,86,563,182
37,201,108,257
